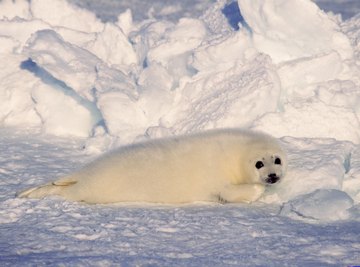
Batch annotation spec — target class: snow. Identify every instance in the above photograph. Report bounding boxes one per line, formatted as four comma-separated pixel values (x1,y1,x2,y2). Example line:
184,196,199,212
1,0,360,265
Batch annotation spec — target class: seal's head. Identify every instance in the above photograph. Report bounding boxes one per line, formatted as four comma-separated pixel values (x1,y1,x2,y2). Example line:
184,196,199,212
253,153,286,185
245,135,287,186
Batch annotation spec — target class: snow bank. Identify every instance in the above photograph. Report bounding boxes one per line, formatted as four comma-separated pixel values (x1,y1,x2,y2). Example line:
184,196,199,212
1,0,360,219
1,0,359,142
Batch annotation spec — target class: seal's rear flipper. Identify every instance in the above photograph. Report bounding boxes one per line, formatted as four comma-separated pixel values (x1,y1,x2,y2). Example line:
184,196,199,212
17,177,77,199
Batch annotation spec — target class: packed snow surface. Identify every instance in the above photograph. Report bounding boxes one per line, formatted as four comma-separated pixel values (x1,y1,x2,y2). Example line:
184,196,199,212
1,0,360,265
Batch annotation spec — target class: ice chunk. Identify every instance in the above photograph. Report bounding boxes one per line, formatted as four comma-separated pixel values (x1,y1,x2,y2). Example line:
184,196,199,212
253,100,360,143
96,92,147,143
0,0,31,20
85,23,138,68
277,52,344,92
19,58,102,137
237,0,353,63
31,83,100,137
163,54,281,134
0,18,51,49
192,30,254,72
30,0,103,32
116,9,134,36
137,63,174,125
147,18,207,66
280,189,354,221
24,29,100,101
146,18,207,85
54,27,97,49
0,36,20,54
94,64,142,142
0,55,41,127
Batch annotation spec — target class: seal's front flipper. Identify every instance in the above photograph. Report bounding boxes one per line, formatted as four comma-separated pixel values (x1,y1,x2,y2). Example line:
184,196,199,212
218,184,265,203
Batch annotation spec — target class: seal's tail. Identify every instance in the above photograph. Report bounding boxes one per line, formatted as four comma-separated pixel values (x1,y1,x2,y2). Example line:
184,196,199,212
17,178,77,199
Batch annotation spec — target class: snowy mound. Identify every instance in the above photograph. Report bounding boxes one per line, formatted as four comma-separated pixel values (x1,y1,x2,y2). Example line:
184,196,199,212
0,0,359,143
280,189,354,221
1,0,360,219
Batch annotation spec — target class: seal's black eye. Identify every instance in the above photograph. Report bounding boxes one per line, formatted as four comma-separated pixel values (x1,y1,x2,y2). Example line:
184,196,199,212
255,161,264,169
274,158,281,165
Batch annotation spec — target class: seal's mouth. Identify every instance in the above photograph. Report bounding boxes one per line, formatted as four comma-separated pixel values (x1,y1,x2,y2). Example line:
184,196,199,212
265,173,280,184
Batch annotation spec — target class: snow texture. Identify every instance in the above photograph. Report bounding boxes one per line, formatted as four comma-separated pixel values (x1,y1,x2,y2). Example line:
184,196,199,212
1,0,360,265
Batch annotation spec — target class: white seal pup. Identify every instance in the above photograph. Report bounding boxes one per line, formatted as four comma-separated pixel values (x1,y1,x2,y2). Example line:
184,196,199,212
17,129,287,204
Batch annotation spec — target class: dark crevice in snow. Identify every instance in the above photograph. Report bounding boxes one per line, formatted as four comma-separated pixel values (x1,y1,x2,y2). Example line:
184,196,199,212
29,93,45,126
142,57,148,69
344,152,352,174
222,1,250,32
90,86,109,135
21,59,70,92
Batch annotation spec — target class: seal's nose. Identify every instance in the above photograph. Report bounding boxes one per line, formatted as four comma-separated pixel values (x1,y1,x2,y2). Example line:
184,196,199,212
266,173,279,184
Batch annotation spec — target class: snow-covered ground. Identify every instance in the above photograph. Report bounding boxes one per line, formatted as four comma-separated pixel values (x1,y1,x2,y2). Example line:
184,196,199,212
1,0,360,265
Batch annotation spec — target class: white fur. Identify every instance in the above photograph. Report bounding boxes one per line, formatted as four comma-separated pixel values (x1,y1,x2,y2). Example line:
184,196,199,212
17,129,287,204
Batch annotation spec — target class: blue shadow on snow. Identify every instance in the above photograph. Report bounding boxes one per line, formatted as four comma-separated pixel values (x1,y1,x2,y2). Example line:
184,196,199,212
222,1,250,32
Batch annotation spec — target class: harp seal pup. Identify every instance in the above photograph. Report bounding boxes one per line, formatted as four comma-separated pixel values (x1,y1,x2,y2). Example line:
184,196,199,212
17,129,287,204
